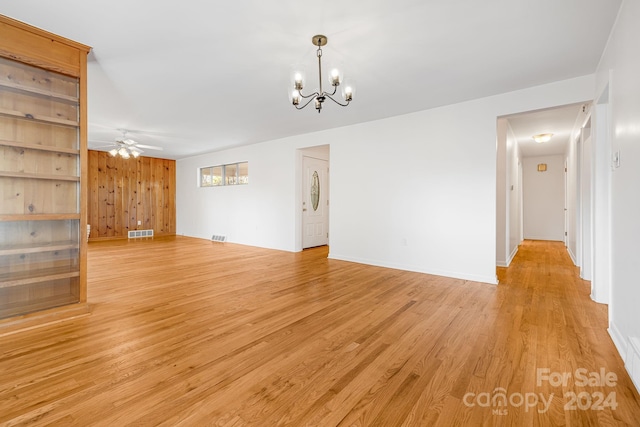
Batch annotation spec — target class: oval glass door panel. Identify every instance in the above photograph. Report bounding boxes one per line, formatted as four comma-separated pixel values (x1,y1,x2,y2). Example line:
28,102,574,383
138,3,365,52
311,171,320,211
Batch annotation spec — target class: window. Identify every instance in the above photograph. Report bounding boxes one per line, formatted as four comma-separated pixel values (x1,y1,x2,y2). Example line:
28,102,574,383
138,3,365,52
200,166,223,187
200,162,248,187
238,161,249,184
225,164,237,185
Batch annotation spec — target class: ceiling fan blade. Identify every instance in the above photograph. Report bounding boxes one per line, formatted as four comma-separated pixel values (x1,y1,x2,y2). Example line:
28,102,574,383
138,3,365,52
116,138,138,145
135,144,164,151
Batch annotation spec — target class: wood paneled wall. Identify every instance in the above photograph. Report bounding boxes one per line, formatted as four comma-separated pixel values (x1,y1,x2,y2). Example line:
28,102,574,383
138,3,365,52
87,150,176,240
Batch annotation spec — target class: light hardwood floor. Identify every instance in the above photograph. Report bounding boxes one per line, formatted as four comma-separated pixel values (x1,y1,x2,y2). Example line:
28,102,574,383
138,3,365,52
1,237,639,426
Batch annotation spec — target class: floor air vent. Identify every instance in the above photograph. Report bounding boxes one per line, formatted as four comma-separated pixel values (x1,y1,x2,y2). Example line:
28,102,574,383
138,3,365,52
128,229,154,239
211,234,226,242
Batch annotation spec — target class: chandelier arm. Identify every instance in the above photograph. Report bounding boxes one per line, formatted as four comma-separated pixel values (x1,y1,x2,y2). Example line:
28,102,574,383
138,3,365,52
324,93,350,107
295,97,318,110
299,91,319,99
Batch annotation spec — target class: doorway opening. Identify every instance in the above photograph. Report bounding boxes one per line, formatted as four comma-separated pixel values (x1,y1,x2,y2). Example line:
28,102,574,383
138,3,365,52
298,145,330,250
496,102,590,270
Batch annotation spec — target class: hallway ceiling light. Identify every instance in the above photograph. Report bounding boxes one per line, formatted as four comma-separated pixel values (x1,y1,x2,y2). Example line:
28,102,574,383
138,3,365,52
290,35,354,113
532,133,553,143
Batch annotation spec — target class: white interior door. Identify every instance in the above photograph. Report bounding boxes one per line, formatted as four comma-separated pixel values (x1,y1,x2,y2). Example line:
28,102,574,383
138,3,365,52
302,156,328,248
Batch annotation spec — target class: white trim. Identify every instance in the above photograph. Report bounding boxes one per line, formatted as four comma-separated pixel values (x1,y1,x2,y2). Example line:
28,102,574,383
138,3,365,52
523,236,565,241
328,253,498,285
608,321,627,358
567,246,577,265
627,337,640,394
496,246,519,268
507,245,519,266
608,327,640,396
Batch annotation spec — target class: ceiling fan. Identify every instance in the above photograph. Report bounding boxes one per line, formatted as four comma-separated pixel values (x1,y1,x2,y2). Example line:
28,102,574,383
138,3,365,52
95,129,164,159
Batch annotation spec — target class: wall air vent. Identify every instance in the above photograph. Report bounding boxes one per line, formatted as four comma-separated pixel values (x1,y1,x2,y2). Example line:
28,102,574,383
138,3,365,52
211,234,227,242
128,229,154,239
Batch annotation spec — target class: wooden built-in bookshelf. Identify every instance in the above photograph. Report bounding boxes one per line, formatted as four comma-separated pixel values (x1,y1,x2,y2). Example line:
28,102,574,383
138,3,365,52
0,14,90,333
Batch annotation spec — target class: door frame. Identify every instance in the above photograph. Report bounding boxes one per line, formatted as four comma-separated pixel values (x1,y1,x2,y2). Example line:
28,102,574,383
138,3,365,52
295,145,330,252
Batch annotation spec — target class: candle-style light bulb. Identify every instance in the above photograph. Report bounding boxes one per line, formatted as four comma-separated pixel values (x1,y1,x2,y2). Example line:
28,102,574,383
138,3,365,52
291,90,301,106
344,86,353,101
294,72,304,90
329,68,341,86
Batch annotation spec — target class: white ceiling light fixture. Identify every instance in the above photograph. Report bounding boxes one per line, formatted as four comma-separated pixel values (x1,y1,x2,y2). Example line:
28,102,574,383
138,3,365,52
532,133,553,143
101,129,163,159
290,35,354,113
108,136,141,159
109,145,140,159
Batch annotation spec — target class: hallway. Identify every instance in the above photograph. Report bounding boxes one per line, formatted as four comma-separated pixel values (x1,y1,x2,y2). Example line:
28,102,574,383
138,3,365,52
496,240,639,425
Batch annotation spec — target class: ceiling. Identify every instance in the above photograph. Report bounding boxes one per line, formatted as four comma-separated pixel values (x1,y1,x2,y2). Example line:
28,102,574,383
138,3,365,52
1,0,621,160
506,102,588,158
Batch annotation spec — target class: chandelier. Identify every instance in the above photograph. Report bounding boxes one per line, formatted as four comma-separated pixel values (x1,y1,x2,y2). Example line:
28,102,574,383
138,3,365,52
290,35,354,113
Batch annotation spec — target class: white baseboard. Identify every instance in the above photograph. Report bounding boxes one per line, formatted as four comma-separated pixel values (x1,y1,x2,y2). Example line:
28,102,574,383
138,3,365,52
627,337,640,394
327,253,498,285
523,236,564,241
607,322,640,395
567,247,577,266
507,245,518,266
496,246,519,268
608,321,627,357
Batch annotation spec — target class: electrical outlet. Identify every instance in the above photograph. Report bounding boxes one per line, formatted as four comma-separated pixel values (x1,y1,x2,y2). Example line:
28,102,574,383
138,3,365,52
137,220,142,225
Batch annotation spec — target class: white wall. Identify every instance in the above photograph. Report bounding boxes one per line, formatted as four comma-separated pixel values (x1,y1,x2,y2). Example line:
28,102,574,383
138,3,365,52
580,123,593,280
522,155,565,241
496,119,508,266
177,142,300,251
595,0,640,377
507,123,522,260
566,134,579,263
496,119,522,267
591,100,611,304
176,75,594,285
